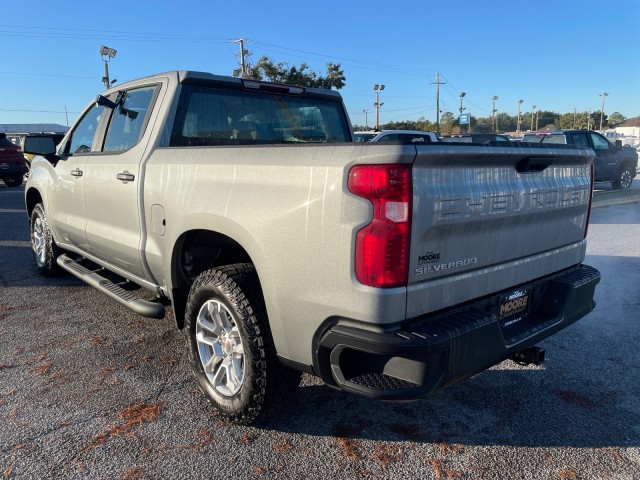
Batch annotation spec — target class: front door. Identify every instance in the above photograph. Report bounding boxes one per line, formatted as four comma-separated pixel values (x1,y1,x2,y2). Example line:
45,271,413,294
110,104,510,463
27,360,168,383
48,103,107,250
83,85,159,279
589,132,617,181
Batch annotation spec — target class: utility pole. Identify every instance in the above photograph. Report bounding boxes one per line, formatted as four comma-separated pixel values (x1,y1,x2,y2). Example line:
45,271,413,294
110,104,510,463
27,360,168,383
492,96,499,132
234,38,252,78
459,92,466,133
573,108,577,129
535,110,539,131
373,84,385,130
363,109,369,130
531,105,536,131
432,72,446,136
517,99,523,133
599,92,609,131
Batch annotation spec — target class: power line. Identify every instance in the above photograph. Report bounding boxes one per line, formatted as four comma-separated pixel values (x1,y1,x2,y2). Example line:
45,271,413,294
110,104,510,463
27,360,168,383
0,71,96,80
0,108,81,114
248,39,436,78
0,24,233,43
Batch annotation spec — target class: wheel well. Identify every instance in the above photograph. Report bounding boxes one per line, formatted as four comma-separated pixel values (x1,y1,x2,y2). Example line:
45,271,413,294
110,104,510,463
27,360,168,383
25,188,43,217
171,230,253,329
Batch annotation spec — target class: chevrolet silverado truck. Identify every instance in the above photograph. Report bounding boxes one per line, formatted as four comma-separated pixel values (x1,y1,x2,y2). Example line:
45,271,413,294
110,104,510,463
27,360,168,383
522,129,638,190
24,71,600,425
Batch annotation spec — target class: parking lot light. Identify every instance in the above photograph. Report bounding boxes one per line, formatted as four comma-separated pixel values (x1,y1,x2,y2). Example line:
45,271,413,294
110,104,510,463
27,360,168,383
100,45,117,89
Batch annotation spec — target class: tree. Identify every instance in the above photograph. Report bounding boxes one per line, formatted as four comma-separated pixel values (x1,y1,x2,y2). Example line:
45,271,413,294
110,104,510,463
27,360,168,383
249,56,345,90
440,112,456,134
495,113,516,132
608,112,626,127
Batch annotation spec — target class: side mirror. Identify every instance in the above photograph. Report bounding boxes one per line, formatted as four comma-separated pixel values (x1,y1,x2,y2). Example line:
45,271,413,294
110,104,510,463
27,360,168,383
614,139,622,152
23,136,56,156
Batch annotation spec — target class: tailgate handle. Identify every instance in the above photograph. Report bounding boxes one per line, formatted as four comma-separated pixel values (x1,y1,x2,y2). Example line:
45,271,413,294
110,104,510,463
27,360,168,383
516,156,554,173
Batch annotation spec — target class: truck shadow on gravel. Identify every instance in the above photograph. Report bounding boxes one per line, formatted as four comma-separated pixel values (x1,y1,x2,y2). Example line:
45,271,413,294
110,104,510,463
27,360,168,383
261,359,639,449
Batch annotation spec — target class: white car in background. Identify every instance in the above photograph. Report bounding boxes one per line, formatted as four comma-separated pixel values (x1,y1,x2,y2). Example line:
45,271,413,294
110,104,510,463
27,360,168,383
354,130,438,143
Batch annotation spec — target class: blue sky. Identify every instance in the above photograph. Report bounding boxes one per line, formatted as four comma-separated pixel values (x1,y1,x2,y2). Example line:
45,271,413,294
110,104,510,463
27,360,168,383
1,0,638,129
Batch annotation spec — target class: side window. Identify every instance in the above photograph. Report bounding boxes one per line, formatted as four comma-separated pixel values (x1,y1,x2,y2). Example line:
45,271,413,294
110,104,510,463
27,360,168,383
67,104,105,154
590,133,610,151
103,86,157,152
377,134,399,143
570,133,590,148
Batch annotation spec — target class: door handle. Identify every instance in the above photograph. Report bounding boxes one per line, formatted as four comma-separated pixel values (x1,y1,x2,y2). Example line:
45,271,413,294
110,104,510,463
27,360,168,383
70,169,83,177
116,171,135,183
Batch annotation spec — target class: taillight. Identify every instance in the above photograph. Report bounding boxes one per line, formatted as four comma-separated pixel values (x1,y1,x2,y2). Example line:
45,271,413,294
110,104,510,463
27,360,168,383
348,164,412,288
584,163,594,238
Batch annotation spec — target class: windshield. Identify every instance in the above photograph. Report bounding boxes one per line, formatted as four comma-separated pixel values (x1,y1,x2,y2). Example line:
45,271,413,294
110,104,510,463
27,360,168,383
170,84,351,146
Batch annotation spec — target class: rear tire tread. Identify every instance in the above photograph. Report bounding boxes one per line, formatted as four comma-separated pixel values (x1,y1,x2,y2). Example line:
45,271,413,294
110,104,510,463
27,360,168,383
185,263,300,425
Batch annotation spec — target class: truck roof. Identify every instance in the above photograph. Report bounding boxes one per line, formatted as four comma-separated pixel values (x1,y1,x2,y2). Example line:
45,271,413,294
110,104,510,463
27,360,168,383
101,71,344,100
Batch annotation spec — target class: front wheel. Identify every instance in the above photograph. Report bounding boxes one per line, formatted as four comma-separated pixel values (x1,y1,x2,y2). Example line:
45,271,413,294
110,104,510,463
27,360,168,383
30,203,62,276
2,175,23,187
184,264,301,425
611,166,634,190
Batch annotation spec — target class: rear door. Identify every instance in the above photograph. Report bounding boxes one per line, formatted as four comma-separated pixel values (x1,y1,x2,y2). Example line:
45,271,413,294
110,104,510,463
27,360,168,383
83,84,160,278
406,143,594,317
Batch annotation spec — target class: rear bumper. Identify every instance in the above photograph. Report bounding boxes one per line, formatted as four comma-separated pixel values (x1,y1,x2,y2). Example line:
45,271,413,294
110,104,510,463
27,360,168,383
0,161,28,178
315,264,600,400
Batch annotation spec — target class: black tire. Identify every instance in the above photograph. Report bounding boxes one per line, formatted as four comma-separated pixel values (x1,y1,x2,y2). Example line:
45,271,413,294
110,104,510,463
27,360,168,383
611,166,634,190
2,175,23,187
184,263,301,425
30,203,62,276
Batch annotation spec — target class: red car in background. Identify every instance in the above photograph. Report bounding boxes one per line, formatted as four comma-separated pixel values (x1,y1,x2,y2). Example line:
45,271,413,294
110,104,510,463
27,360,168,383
0,133,28,187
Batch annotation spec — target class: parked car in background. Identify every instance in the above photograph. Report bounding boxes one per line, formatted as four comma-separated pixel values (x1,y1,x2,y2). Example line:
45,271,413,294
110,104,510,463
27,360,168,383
355,130,438,143
440,133,512,144
0,133,28,187
354,131,378,142
521,130,638,190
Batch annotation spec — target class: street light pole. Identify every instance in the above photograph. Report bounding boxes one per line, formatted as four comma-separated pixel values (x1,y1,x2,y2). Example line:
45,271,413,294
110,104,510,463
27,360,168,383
459,92,466,133
599,92,609,131
99,45,117,89
363,109,369,130
492,96,499,132
373,84,385,130
517,99,523,133
531,105,536,131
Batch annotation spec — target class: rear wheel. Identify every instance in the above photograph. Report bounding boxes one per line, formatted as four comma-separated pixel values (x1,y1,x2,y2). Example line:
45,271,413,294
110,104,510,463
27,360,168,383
612,166,634,190
2,175,23,187
184,263,301,425
30,203,62,276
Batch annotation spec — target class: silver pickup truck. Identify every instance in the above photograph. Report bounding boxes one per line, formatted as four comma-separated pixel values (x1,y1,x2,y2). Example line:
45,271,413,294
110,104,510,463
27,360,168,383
24,71,600,425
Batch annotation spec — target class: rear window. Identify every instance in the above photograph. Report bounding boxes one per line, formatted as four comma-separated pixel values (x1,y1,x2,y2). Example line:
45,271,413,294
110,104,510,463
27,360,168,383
522,134,546,143
522,134,565,144
170,84,351,147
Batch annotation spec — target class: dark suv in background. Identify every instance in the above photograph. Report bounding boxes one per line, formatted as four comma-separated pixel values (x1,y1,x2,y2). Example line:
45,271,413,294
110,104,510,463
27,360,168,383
0,133,28,187
522,130,638,190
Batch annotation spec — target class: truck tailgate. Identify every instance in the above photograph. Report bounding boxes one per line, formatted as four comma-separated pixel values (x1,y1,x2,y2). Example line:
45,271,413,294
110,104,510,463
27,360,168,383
407,143,594,318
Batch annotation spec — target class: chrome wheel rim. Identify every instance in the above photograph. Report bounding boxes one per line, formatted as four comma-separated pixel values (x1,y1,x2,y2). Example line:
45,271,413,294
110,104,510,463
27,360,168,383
621,169,632,189
195,300,245,396
32,216,46,265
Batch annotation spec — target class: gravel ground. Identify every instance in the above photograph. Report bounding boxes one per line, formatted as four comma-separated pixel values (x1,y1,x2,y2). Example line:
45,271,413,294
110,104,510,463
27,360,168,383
1,184,639,479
